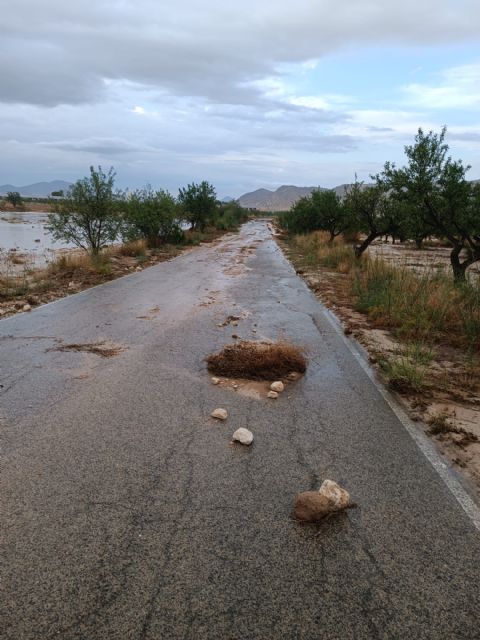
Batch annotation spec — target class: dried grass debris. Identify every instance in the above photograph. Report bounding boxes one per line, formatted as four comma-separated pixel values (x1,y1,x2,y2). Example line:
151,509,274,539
206,340,307,380
48,341,126,358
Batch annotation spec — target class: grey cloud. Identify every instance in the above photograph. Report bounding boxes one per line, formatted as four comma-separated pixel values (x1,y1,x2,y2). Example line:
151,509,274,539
252,131,357,152
37,137,148,155
1,0,479,107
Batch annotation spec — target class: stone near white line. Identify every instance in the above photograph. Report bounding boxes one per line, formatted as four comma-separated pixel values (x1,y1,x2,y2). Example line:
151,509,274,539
267,391,279,399
211,377,220,385
232,428,253,445
270,381,284,393
22,304,32,312
318,479,350,510
211,408,228,420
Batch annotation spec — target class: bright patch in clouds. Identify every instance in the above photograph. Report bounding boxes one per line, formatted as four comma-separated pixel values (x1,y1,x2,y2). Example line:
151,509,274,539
0,0,479,193
404,62,480,109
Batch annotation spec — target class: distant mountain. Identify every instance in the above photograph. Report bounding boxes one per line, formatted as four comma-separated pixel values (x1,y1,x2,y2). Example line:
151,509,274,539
238,185,325,211
237,183,379,211
220,195,235,203
0,180,72,197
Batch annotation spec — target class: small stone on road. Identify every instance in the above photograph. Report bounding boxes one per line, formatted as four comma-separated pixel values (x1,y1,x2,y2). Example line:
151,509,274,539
232,428,253,445
211,408,228,420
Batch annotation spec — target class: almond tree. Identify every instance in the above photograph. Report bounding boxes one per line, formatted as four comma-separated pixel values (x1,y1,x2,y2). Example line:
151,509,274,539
343,180,393,258
310,189,349,242
381,128,479,282
47,166,123,255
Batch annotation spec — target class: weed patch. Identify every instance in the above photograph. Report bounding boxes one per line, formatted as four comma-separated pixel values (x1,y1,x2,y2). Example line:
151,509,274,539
379,355,425,394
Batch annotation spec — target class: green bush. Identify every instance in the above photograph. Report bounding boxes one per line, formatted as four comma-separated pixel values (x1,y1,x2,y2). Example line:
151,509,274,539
123,187,183,247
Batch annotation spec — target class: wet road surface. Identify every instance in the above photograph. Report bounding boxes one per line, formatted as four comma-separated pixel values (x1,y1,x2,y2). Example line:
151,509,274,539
2,220,480,639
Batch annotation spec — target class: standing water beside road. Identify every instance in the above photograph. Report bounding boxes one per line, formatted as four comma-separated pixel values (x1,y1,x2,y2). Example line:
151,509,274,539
0,211,77,270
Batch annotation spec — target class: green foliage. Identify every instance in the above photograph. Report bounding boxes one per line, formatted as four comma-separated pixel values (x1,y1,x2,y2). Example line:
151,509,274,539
123,187,183,247
6,191,23,208
214,200,248,230
279,189,348,237
47,166,122,255
178,181,217,231
381,127,480,281
311,190,349,241
343,179,394,257
379,354,426,393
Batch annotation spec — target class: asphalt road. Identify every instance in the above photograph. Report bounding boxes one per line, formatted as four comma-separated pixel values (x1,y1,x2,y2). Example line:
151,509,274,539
2,220,480,639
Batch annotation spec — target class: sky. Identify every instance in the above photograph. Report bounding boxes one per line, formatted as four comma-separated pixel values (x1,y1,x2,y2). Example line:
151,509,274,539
1,0,480,197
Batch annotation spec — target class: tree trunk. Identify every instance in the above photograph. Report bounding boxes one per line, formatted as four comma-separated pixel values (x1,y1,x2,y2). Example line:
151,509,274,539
328,230,335,244
450,246,467,283
415,237,424,250
355,231,378,258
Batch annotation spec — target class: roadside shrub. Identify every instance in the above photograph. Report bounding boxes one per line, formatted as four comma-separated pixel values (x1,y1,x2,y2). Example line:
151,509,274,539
380,355,426,394
184,230,208,245
214,201,248,230
122,187,183,247
116,239,147,257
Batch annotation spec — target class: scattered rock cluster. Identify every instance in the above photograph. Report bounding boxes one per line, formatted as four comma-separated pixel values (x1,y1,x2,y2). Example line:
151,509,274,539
210,406,253,446
207,336,355,527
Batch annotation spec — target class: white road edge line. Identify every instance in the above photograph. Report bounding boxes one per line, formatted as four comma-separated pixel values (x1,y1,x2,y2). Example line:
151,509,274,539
321,304,480,532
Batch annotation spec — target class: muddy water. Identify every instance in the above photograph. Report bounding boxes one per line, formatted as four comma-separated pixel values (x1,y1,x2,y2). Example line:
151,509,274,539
0,212,73,251
0,212,76,270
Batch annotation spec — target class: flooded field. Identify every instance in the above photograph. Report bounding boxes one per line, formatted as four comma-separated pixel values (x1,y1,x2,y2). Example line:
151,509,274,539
368,240,480,279
0,211,75,271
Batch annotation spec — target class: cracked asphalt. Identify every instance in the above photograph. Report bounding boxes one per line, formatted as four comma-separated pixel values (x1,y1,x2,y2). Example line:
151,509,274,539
2,220,480,639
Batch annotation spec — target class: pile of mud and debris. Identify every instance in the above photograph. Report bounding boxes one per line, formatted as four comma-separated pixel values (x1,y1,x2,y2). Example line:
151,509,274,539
206,340,307,380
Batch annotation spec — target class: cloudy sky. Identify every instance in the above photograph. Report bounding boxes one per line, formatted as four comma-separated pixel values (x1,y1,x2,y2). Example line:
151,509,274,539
2,0,480,196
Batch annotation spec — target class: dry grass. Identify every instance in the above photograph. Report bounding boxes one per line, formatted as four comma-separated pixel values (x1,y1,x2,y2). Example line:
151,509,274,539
206,340,307,380
353,259,480,351
292,232,480,353
115,239,147,257
295,232,361,273
46,251,114,280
